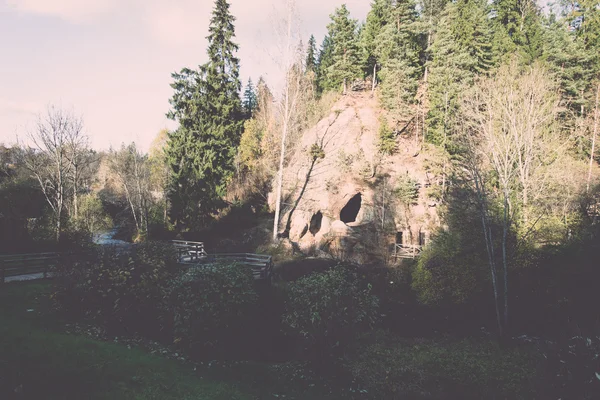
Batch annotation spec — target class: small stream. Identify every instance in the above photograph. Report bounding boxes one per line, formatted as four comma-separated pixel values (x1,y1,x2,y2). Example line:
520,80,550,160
93,229,131,247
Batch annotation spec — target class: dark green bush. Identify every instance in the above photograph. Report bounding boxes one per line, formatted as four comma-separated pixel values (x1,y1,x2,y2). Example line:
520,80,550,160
52,242,179,337
281,266,379,358
164,262,258,354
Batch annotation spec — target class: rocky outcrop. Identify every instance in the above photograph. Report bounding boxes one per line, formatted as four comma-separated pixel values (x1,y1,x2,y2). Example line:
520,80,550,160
271,92,441,260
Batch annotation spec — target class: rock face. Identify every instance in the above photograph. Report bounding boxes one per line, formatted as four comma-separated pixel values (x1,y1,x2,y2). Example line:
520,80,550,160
271,92,441,260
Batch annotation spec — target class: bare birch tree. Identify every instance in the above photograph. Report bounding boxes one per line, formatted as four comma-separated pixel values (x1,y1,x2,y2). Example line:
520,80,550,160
462,62,560,335
18,106,87,242
109,143,151,239
587,83,600,193
272,0,306,240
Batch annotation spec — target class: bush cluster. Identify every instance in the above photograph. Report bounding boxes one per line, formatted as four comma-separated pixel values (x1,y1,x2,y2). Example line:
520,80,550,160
53,242,179,337
281,266,379,358
164,262,258,354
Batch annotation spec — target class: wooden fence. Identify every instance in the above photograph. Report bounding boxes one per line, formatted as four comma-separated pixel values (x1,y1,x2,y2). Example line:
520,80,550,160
179,253,274,281
172,240,207,262
393,244,422,259
0,253,59,283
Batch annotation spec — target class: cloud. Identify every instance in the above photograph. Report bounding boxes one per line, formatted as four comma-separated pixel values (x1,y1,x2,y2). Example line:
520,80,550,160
4,0,119,22
0,98,39,117
142,0,213,46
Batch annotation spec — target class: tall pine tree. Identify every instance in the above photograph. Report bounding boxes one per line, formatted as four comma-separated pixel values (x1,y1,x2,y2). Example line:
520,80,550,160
491,0,544,63
243,78,258,117
426,0,493,147
375,0,423,123
326,5,362,94
166,0,243,229
542,14,595,114
316,35,334,93
306,34,317,72
360,0,392,90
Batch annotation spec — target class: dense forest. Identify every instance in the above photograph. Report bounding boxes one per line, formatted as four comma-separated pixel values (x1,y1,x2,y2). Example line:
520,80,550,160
2,0,600,398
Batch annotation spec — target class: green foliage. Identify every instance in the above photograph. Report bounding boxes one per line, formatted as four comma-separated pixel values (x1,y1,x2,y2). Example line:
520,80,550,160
336,149,354,173
377,115,396,155
0,284,253,400
305,34,317,72
411,186,501,306
74,193,112,234
394,174,420,205
242,77,258,117
374,0,423,120
360,0,392,80
316,35,335,93
412,230,483,305
309,143,325,160
166,0,243,229
426,0,493,147
53,243,179,335
165,262,258,352
491,0,544,63
238,118,264,172
347,332,539,399
542,17,596,113
281,267,379,355
325,5,362,93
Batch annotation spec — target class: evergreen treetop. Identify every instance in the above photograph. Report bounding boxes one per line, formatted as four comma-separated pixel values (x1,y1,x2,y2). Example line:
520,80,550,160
306,35,318,72
326,4,362,93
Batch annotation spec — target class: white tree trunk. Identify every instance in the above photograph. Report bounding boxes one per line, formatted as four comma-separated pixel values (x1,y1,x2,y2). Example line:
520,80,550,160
587,84,599,193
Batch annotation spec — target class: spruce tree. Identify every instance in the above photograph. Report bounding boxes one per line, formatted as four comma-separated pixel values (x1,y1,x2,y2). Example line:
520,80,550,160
316,35,334,93
565,0,600,87
542,15,595,114
306,35,317,72
360,0,392,89
326,5,362,94
491,0,544,63
243,78,258,117
375,0,423,122
166,0,243,228
426,0,493,147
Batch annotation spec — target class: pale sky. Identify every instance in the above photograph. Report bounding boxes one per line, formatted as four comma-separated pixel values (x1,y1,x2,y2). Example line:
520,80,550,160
0,0,370,151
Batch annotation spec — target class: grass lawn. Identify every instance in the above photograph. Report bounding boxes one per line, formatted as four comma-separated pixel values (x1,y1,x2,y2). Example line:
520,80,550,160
0,282,251,400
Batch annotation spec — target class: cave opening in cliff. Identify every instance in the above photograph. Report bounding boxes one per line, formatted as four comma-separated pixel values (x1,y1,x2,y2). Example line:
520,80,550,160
299,224,309,239
309,211,323,235
340,193,362,223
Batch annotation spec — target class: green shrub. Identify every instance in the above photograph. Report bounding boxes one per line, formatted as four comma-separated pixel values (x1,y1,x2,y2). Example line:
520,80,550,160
52,242,179,337
378,116,396,156
412,229,486,306
164,262,258,354
281,266,379,357
395,174,420,206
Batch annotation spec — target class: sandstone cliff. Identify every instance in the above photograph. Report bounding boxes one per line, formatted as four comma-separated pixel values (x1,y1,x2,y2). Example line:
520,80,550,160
270,92,443,263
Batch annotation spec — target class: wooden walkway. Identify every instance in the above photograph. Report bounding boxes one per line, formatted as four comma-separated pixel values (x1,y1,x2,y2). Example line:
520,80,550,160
174,241,273,281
